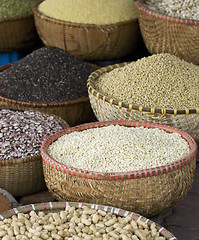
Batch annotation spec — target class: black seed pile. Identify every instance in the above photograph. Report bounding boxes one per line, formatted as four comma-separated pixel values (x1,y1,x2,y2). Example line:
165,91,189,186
0,47,96,103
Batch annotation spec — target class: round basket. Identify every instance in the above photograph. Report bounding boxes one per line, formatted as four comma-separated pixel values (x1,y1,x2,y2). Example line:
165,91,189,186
0,14,39,52
87,63,199,145
32,0,140,61
0,201,177,239
135,0,199,65
0,104,69,197
0,63,96,127
0,188,19,213
41,120,197,217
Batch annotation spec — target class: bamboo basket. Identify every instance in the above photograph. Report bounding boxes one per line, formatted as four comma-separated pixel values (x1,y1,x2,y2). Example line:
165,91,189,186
0,63,96,127
32,0,140,61
0,188,19,213
87,63,199,145
0,14,38,52
41,120,197,217
135,0,199,65
0,201,177,239
0,105,69,197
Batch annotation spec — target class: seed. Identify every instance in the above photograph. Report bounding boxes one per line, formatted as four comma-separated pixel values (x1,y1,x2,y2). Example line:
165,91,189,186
38,0,138,24
0,109,63,161
94,53,199,109
145,0,199,20
48,125,189,172
0,47,96,103
0,0,36,18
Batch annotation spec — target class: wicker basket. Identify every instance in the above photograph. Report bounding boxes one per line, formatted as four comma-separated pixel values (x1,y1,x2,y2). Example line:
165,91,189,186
41,120,197,217
32,0,140,61
0,201,177,239
0,63,96,127
0,188,19,213
135,0,199,65
0,14,39,52
0,105,69,197
87,63,199,145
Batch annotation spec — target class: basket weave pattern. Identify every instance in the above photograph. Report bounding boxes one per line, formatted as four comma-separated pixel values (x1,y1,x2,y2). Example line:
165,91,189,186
41,120,197,217
32,0,140,61
0,201,177,239
87,63,199,144
136,0,199,64
0,105,69,197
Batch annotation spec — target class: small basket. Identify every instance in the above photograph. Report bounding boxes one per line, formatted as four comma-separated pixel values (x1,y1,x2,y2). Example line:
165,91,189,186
0,63,96,127
32,0,140,61
0,105,69,197
0,201,177,239
87,63,199,145
135,0,199,65
0,14,39,52
41,120,197,217
0,188,19,213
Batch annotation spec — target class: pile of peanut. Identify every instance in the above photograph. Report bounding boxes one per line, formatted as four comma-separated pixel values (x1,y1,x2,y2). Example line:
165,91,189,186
0,206,166,240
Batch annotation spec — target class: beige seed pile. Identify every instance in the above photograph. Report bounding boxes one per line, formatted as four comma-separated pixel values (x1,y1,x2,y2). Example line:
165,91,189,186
145,0,199,20
48,125,189,172
0,206,166,240
39,0,138,24
95,53,199,109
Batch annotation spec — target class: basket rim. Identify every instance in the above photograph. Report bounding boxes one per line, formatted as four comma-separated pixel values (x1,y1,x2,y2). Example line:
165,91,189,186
0,13,33,23
32,0,138,28
0,104,69,166
0,63,89,107
0,201,177,239
40,120,198,181
87,62,199,115
136,0,199,26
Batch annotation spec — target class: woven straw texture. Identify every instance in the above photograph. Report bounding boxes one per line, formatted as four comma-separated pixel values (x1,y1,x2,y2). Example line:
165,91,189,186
87,63,199,145
41,120,197,217
0,201,177,239
136,0,199,65
0,63,95,127
0,14,38,52
0,105,69,197
32,0,140,61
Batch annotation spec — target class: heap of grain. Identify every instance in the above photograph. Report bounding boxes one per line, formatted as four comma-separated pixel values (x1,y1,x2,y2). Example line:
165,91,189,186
0,205,167,239
38,0,138,24
48,125,189,172
0,0,36,18
94,53,199,109
145,0,199,20
0,109,63,160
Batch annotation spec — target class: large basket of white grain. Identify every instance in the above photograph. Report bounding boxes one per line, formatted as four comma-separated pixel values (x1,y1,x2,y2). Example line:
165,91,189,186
0,201,177,239
32,0,140,61
135,0,199,65
87,53,199,145
41,120,197,217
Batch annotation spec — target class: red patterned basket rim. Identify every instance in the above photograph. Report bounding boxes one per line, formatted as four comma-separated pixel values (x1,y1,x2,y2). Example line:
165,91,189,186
136,0,198,26
40,120,198,181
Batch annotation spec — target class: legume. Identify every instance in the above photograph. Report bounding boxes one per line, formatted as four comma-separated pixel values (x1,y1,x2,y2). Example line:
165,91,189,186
0,206,166,239
0,109,63,160
48,125,189,172
0,0,36,19
94,53,199,109
0,47,96,103
145,0,199,20
38,0,138,24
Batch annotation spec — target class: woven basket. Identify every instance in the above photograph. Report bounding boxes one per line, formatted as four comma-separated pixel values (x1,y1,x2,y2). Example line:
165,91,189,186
87,63,199,145
0,201,177,239
0,188,19,213
32,0,140,61
41,120,197,217
0,14,39,52
135,0,199,65
0,63,96,127
0,105,69,197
